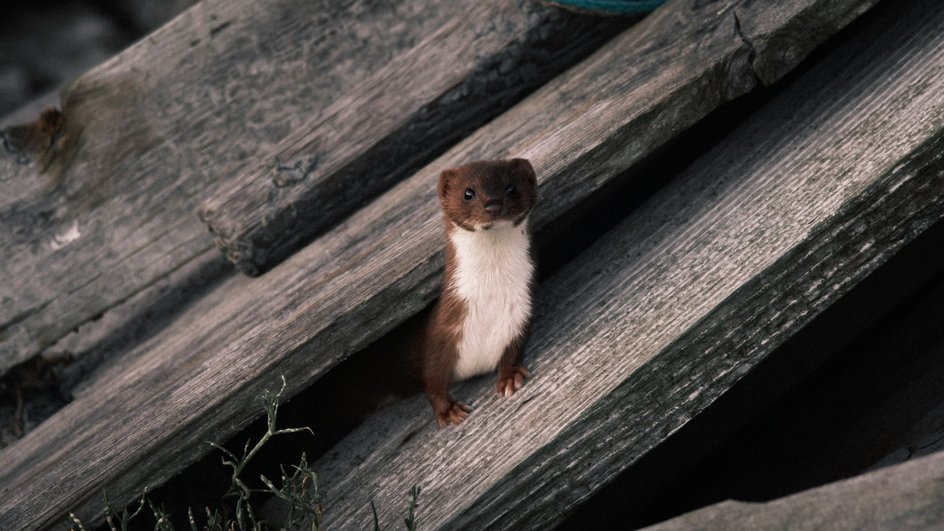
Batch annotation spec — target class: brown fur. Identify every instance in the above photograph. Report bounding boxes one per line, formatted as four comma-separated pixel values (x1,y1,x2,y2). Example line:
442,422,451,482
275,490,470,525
2,108,65,164
417,158,538,427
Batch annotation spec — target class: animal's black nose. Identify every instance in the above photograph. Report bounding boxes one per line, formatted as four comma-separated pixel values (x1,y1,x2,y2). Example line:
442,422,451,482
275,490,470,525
485,201,502,214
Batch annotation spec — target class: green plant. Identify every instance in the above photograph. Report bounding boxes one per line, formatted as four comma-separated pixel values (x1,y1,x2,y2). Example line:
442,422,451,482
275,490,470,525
207,376,317,529
67,376,420,531
371,483,422,531
403,484,421,531
68,376,321,531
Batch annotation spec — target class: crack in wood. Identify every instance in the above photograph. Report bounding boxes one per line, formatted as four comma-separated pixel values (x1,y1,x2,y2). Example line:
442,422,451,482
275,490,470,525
732,10,761,85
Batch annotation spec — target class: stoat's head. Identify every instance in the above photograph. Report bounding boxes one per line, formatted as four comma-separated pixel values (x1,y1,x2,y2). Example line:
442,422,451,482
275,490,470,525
438,158,538,231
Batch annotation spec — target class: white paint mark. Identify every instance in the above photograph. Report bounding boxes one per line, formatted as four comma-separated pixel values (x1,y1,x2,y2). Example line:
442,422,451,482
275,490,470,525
50,220,81,251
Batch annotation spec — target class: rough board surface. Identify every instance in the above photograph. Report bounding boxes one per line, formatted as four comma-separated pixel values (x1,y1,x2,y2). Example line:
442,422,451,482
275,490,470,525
199,0,877,276
270,2,944,527
0,0,877,528
646,449,944,530
0,0,615,374
198,2,627,275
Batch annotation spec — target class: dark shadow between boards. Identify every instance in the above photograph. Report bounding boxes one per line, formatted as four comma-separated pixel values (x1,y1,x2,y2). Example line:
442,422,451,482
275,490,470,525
133,75,784,531
125,1,910,522
560,0,944,525
563,219,944,529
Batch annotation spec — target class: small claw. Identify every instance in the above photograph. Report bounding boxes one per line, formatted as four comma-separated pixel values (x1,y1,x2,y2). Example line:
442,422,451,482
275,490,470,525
514,373,524,390
449,409,466,425
498,366,530,397
438,402,471,427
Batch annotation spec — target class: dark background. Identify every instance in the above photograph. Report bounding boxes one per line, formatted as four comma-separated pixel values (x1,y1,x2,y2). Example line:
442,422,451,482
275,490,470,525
0,0,196,118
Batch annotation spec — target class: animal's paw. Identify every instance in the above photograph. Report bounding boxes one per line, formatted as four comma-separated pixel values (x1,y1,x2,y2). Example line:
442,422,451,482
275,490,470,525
497,365,530,398
436,401,472,428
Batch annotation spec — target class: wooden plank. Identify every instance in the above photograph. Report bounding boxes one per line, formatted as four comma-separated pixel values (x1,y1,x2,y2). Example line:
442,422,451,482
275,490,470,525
198,3,627,276
0,0,616,375
645,450,944,530
0,0,875,527
265,2,944,527
626,251,944,518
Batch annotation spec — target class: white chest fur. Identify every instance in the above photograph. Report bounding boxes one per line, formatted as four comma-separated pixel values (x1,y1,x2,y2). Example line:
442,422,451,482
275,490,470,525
449,220,534,380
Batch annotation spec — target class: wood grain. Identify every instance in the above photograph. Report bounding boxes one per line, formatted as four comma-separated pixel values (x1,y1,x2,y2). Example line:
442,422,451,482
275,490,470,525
0,0,876,527
198,2,627,276
269,2,944,527
646,449,944,530
0,0,613,374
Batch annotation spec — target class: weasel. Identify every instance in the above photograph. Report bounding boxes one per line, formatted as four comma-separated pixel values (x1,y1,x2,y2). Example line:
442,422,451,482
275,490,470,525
417,158,538,427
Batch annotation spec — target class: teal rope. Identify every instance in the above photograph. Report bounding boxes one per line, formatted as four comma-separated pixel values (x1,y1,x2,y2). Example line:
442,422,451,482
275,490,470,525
548,0,666,13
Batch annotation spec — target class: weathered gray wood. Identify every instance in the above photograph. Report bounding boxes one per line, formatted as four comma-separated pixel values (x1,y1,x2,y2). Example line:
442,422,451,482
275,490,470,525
0,0,550,375
198,2,627,276
0,0,875,527
646,449,944,530
265,2,944,527
638,255,944,512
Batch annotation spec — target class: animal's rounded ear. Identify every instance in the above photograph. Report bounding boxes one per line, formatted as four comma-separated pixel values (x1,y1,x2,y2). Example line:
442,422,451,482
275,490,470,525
439,168,458,199
510,158,536,185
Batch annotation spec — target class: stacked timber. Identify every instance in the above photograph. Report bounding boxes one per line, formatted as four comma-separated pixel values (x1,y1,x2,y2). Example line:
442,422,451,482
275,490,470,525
197,3,630,275
0,0,623,374
0,0,918,529
263,0,944,527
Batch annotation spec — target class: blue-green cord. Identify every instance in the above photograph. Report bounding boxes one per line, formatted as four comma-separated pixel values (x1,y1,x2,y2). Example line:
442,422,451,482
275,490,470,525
549,0,666,13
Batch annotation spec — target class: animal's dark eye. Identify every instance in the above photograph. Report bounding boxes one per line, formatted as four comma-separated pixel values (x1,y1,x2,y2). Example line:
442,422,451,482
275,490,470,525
506,183,517,195
464,188,475,200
